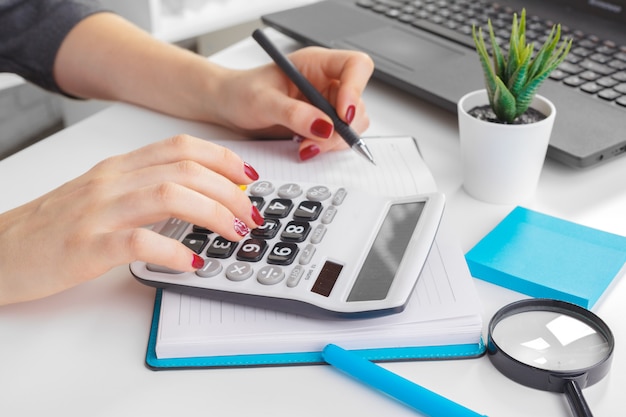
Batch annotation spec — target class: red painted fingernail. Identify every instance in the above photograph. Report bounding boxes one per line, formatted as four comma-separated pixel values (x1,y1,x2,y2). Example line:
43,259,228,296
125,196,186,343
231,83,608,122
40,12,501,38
310,119,333,139
251,205,265,226
299,144,320,161
243,162,259,181
345,105,356,124
234,217,250,236
192,254,204,269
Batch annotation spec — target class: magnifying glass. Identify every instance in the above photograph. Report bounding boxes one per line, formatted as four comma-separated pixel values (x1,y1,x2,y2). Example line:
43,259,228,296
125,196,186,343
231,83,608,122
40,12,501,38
487,299,614,417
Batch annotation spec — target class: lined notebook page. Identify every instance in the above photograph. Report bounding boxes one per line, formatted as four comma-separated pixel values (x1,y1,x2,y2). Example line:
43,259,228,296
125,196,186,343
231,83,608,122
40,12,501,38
156,136,483,358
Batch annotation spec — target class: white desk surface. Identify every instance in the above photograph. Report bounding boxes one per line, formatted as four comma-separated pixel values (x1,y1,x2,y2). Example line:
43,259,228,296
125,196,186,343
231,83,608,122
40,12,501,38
1,30,625,417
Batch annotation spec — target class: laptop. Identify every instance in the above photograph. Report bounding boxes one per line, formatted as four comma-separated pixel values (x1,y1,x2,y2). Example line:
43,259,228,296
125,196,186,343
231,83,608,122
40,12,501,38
262,0,626,168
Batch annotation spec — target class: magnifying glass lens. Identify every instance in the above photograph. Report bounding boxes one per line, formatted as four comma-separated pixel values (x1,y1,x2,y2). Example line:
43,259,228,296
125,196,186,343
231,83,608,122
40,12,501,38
492,310,611,371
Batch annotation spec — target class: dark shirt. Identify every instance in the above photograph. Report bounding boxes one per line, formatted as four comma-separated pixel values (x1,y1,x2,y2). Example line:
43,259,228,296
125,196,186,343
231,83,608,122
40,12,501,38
0,0,105,93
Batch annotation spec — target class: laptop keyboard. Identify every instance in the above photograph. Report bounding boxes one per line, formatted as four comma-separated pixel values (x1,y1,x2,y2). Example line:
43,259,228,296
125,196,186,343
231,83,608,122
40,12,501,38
356,0,626,108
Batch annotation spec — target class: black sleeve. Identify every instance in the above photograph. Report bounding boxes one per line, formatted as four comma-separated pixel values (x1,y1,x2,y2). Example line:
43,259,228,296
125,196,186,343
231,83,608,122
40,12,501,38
0,0,106,94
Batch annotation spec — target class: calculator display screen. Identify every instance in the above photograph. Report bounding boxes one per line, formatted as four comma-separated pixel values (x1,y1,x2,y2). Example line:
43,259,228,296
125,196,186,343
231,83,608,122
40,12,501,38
346,201,426,302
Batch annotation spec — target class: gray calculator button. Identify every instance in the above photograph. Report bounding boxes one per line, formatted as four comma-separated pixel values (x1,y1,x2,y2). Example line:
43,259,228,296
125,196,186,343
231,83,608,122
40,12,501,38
286,265,305,288
157,218,189,240
257,266,285,285
195,258,223,278
225,261,253,281
310,224,327,244
306,185,331,201
249,180,275,196
332,188,347,205
277,183,302,198
146,264,183,274
321,206,337,224
299,244,316,265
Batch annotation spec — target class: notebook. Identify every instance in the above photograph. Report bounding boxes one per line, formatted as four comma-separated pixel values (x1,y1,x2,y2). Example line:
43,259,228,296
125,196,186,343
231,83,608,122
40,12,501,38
144,136,485,369
261,0,626,168
465,206,626,309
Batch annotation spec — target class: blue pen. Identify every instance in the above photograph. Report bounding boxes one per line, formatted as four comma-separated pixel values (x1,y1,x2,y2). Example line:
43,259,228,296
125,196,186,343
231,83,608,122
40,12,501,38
252,29,375,165
322,344,487,417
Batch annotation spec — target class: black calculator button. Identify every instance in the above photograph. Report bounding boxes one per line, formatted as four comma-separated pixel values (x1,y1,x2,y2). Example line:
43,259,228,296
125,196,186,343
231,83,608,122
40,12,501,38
251,218,281,239
293,200,322,221
248,180,275,196
182,233,209,254
192,225,213,234
257,265,285,285
206,236,238,259
277,183,303,199
236,238,268,262
249,196,265,211
321,206,338,224
264,198,293,218
267,242,299,265
306,185,331,201
225,261,253,281
195,258,223,278
280,221,311,242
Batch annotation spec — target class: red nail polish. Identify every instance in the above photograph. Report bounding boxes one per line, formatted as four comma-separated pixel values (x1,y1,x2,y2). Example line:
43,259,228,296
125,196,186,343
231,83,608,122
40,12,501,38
345,105,356,124
251,205,265,226
192,254,204,269
243,162,259,181
310,119,333,139
299,144,320,161
234,218,250,236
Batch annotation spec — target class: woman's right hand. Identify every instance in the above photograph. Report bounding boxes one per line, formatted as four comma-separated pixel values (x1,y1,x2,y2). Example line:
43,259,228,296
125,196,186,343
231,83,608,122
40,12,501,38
0,135,263,305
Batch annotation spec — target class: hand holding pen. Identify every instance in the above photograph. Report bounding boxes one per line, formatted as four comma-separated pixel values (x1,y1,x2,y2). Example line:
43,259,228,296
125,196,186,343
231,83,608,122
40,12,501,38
252,29,376,164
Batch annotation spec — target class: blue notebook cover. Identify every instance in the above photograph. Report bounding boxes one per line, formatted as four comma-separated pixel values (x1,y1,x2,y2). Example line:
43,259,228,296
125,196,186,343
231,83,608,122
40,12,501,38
465,207,626,309
145,290,486,370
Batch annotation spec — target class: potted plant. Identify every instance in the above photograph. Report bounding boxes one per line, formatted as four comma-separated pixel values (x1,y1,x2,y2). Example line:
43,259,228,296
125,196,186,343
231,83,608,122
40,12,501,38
458,8,571,204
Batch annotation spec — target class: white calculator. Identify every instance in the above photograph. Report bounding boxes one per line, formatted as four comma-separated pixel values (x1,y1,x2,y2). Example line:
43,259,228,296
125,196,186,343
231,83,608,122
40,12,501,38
131,180,445,318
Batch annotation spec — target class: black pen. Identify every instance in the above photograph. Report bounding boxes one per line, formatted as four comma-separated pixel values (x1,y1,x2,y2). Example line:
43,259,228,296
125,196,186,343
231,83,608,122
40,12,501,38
252,29,375,165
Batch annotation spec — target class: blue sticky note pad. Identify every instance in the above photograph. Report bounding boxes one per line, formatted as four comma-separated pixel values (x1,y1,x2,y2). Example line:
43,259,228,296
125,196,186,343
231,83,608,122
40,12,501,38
465,207,626,308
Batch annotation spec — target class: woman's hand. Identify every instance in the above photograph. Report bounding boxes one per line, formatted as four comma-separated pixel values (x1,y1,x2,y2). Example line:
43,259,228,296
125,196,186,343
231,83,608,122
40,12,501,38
211,46,375,161
0,135,263,305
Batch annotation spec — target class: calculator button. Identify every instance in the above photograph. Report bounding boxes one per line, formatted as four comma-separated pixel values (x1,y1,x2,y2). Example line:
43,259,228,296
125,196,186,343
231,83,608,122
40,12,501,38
251,218,281,239
277,183,303,199
267,242,299,265
281,221,311,242
236,238,269,262
306,185,331,201
182,233,209,254
146,264,183,274
310,224,327,244
206,236,238,259
286,265,305,288
332,188,347,205
248,180,275,196
192,225,213,234
225,261,253,281
264,198,294,218
293,200,322,221
299,244,316,265
249,196,265,211
257,265,285,285
157,218,189,240
195,258,223,278
321,206,337,224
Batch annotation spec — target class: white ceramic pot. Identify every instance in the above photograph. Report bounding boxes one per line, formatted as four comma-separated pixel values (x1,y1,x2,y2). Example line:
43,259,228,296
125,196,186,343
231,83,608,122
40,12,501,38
458,89,556,205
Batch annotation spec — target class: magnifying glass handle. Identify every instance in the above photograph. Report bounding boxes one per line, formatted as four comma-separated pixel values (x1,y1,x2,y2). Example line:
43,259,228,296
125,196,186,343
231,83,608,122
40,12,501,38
564,380,593,417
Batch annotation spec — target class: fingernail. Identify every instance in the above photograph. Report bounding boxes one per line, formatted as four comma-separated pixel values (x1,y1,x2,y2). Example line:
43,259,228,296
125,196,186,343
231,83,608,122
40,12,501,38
234,217,250,236
251,205,265,226
192,254,204,269
345,105,356,124
310,119,333,139
243,162,259,181
299,144,320,161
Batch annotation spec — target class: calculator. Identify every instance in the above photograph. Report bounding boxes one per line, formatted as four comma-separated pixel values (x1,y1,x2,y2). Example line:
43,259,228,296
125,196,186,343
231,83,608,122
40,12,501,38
130,180,445,318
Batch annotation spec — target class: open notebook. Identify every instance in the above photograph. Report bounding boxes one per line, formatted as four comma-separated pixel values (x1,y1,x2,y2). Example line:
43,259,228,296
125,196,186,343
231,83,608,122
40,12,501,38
145,136,485,369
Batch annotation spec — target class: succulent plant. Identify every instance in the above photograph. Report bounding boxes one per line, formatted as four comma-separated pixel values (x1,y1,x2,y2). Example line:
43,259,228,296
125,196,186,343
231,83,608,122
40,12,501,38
472,9,572,124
